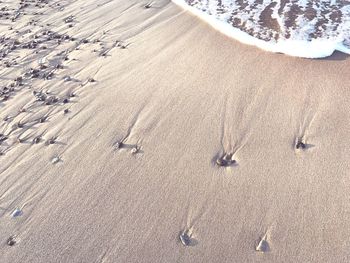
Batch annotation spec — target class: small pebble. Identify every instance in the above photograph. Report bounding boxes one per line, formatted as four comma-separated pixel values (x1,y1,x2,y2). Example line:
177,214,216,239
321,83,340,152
47,137,56,145
0,134,8,143
7,236,17,246
51,156,60,164
115,141,123,149
64,16,74,23
17,138,25,144
216,153,236,167
296,141,306,150
16,122,24,128
11,208,22,218
33,136,41,144
179,231,192,246
131,147,139,154
256,238,269,252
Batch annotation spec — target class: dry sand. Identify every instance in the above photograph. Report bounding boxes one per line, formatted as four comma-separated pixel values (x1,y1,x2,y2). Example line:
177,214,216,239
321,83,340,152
0,0,350,262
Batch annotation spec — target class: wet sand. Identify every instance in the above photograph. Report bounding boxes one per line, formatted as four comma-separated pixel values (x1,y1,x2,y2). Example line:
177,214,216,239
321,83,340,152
0,1,350,262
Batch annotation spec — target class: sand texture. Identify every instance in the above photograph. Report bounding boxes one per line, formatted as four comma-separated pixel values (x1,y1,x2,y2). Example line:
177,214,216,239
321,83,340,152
0,1,350,262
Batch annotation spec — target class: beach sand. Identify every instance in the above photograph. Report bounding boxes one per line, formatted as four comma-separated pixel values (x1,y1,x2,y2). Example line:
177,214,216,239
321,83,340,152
1,1,350,262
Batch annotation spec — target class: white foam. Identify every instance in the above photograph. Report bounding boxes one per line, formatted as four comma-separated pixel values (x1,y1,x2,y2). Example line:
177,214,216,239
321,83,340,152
172,0,350,58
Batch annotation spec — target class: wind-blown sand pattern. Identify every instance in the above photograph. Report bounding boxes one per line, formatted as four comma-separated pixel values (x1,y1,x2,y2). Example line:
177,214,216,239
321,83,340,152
173,0,350,57
0,0,350,262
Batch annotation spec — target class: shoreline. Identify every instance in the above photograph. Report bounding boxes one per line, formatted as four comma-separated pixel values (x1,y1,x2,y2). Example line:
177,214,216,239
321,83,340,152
0,1,350,262
172,0,350,58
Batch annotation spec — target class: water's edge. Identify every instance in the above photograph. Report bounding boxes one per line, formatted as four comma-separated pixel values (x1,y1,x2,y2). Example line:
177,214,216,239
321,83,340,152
172,0,350,58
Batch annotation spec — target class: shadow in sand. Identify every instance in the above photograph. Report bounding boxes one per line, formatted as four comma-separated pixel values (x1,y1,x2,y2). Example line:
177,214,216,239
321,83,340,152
179,231,199,247
322,51,349,61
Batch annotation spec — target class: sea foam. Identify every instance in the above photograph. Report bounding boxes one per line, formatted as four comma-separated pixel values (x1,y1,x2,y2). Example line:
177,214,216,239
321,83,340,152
172,0,350,58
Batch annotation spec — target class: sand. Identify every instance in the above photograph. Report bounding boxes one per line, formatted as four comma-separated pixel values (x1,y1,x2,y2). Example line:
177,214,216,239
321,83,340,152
0,0,350,262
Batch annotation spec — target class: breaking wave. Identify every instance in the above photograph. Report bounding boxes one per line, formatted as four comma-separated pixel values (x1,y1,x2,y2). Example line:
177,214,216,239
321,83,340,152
173,0,350,58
